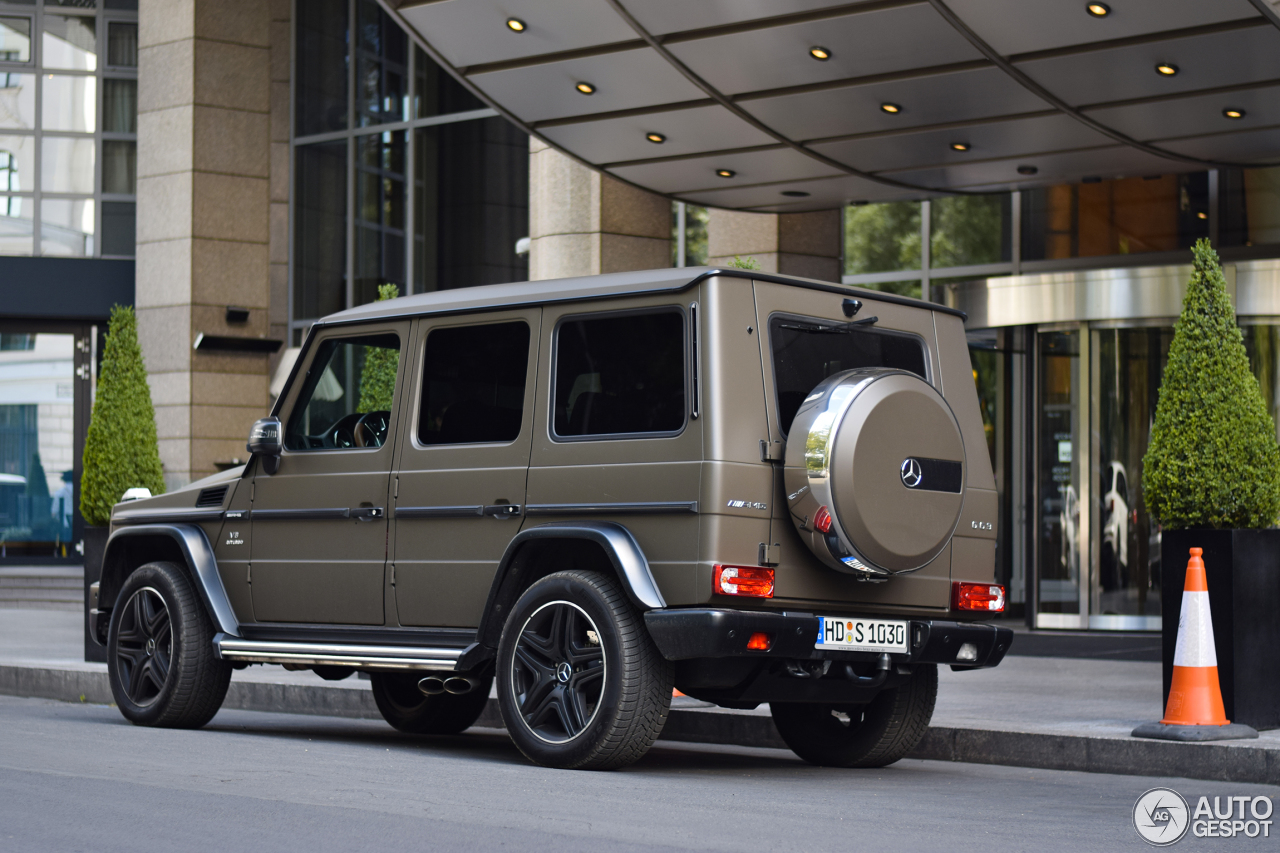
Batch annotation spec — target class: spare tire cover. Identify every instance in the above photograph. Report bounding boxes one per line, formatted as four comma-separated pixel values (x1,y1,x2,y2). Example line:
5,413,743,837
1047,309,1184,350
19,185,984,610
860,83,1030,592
783,368,965,576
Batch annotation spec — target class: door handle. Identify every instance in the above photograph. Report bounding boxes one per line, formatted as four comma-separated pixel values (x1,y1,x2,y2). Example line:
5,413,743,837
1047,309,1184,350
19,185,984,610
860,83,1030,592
352,507,384,521
482,504,522,519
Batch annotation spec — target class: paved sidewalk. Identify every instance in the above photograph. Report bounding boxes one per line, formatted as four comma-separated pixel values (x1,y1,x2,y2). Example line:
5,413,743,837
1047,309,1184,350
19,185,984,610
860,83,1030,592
2,607,1274,782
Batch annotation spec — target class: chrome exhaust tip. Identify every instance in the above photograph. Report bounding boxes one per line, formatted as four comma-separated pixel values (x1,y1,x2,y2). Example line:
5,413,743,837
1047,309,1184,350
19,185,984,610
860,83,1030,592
418,676,446,696
443,676,475,695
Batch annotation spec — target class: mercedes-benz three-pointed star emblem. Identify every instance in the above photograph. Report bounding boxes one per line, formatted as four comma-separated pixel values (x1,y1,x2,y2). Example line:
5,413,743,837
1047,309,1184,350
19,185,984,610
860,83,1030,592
901,457,923,488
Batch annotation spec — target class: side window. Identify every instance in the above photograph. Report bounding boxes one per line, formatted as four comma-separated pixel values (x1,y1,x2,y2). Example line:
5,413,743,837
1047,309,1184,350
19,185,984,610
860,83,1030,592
284,332,401,451
553,310,685,438
769,314,927,436
418,321,530,446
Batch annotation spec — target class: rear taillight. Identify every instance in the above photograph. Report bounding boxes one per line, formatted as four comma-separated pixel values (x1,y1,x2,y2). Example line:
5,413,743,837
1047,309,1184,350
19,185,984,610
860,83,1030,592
952,581,1005,613
713,564,775,598
813,505,833,534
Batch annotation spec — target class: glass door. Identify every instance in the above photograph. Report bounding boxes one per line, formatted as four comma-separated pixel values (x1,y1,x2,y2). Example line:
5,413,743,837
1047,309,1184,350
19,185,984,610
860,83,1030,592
1035,328,1086,628
0,327,90,561
1089,326,1171,630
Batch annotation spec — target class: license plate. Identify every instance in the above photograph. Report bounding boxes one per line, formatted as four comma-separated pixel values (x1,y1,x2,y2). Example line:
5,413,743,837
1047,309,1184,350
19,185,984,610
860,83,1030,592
815,617,908,653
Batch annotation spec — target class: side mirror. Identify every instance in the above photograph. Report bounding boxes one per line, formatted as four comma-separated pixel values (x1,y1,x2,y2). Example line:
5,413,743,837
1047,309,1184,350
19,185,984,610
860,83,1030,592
247,417,282,474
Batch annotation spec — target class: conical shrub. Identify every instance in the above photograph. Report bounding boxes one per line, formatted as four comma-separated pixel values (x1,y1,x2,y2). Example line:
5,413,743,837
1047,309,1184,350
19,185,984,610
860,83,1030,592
80,305,166,526
1143,239,1280,529
357,283,401,413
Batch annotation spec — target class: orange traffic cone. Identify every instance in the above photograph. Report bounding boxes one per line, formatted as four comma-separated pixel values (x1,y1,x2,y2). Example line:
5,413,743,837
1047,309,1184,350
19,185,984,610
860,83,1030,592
1132,547,1257,742
1160,548,1227,725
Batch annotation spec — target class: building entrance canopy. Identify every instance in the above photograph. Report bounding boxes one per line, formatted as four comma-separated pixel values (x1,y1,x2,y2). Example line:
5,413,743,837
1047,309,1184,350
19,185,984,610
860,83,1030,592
383,0,1280,212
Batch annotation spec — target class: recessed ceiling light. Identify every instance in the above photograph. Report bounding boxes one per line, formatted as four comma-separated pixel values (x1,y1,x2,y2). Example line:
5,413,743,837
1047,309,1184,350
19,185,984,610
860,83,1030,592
716,169,736,178
781,190,810,197
1197,211,1208,219
1017,165,1038,176
645,132,666,144
950,142,971,152
1223,107,1246,119
1086,3,1110,17
1155,63,1179,77
575,82,596,95
880,102,901,114
809,46,831,61
506,17,526,32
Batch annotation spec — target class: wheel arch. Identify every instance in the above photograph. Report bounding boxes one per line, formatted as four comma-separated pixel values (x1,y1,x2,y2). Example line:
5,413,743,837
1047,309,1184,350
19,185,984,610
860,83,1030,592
471,521,665,655
99,524,240,637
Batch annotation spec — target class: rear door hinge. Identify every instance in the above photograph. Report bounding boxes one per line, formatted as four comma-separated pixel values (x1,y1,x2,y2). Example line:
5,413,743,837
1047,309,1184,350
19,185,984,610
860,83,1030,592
758,542,780,567
760,439,784,463
389,563,395,586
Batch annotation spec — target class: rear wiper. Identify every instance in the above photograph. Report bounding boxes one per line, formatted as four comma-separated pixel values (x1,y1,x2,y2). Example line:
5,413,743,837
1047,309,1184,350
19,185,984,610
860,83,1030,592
778,316,878,334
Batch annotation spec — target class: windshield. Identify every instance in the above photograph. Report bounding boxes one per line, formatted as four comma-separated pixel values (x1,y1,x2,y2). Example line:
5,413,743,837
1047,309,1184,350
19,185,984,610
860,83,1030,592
769,314,927,435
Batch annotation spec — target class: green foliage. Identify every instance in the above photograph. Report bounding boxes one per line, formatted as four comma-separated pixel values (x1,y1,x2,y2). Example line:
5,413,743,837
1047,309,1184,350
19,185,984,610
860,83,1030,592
844,201,921,275
357,284,401,413
729,254,761,271
80,305,165,526
930,195,1005,268
1142,239,1280,529
671,203,709,266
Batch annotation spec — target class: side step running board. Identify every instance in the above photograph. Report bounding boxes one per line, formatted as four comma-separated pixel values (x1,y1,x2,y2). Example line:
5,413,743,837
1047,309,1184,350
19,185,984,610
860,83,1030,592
213,634,463,671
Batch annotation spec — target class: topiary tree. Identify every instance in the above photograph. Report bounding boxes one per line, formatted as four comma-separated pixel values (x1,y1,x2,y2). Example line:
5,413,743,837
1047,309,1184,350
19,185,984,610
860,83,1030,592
357,283,401,412
1143,239,1280,530
80,305,165,526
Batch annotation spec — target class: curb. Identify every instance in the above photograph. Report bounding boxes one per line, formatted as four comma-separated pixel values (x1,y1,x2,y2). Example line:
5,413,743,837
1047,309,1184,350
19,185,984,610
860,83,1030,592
4,664,1274,783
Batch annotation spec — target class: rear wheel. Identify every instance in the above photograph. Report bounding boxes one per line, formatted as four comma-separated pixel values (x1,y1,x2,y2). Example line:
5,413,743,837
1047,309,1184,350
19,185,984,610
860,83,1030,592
107,561,231,728
370,672,492,735
771,664,937,767
497,570,673,770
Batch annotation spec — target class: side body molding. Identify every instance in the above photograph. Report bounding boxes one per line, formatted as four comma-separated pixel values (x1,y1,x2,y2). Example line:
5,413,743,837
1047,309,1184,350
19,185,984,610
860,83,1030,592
102,524,240,637
467,521,665,663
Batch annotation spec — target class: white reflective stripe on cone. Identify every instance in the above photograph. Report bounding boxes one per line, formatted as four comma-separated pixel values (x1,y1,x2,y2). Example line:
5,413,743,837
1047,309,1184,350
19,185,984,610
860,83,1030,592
1172,590,1217,668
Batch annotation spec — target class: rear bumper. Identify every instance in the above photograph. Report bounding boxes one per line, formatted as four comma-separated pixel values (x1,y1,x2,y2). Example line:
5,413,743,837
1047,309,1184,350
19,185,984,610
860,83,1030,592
643,607,1012,669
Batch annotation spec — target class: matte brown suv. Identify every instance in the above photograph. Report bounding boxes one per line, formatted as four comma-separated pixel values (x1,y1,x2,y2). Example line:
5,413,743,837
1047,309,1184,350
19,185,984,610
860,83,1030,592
89,267,1011,770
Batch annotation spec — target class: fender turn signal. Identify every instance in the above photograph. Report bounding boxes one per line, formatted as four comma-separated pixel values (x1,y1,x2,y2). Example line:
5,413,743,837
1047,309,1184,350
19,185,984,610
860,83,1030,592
713,564,775,598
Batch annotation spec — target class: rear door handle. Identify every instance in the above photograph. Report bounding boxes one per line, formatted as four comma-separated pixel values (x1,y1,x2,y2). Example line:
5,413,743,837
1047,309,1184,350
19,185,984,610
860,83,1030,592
483,504,522,519
352,507,384,521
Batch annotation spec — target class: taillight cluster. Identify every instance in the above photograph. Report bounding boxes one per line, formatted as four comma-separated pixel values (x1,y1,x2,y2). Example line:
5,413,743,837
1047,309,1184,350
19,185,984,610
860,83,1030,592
713,564,774,598
952,581,1006,612
812,505,833,534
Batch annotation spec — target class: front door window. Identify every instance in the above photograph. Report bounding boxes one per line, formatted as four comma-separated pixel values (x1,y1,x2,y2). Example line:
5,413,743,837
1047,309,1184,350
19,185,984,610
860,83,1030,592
285,333,400,451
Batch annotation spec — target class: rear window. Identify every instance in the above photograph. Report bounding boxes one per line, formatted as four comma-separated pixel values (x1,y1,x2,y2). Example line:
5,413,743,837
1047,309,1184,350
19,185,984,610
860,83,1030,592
419,321,530,446
770,314,927,435
554,310,685,438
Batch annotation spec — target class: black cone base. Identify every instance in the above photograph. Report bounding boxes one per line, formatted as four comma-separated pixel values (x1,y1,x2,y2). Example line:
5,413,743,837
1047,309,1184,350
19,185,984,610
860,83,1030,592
1132,721,1259,741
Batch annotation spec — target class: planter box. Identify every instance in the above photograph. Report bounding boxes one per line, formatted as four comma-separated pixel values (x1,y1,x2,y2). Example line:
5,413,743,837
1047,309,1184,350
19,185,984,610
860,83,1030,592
82,525,108,663
1161,529,1280,730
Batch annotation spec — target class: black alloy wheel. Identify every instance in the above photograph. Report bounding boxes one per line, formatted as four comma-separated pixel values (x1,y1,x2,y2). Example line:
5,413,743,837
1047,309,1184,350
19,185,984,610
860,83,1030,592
509,600,606,743
107,561,232,728
113,586,173,707
497,570,673,770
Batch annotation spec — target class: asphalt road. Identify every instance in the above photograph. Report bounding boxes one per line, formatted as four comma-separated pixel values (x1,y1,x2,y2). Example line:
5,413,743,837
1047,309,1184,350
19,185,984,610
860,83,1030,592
1,694,1274,853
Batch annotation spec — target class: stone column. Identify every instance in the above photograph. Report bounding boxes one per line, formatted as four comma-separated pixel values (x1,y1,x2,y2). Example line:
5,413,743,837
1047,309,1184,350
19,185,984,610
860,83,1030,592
136,0,273,489
528,139,670,280
707,208,843,282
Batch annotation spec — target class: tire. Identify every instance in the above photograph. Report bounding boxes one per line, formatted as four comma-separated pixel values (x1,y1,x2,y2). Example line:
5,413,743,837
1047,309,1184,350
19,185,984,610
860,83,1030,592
370,672,492,735
771,664,937,768
496,570,673,770
106,561,232,728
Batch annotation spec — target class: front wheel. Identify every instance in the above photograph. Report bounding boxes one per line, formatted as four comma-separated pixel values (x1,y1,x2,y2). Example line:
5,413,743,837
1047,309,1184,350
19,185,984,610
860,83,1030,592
497,570,673,770
106,561,232,728
771,663,937,767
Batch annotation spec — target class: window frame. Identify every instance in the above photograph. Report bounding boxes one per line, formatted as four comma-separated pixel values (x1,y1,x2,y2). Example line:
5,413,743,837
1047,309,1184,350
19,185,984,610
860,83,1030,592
410,317,532,450
766,310,932,439
549,305,689,444
281,327,404,454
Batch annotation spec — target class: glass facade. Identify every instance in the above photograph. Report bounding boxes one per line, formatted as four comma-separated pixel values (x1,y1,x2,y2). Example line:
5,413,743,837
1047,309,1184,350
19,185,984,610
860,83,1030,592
0,1,136,258
291,0,527,337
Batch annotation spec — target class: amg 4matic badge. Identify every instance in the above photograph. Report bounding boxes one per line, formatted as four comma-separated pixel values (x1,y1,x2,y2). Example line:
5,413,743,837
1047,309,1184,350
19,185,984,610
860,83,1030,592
726,500,767,510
